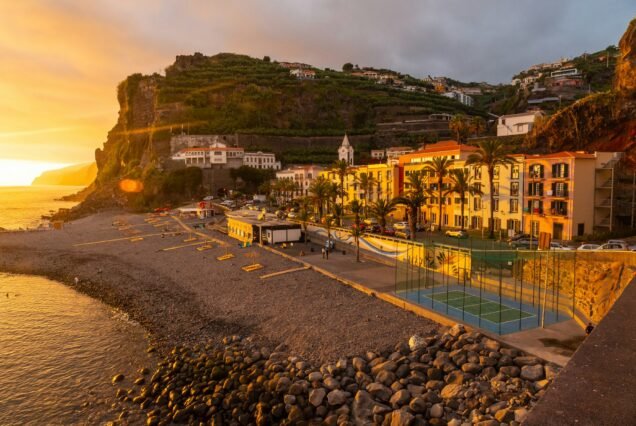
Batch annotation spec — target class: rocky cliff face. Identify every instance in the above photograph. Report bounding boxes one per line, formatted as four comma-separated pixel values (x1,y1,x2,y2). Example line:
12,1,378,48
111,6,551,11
526,19,636,165
32,162,97,186
616,18,636,92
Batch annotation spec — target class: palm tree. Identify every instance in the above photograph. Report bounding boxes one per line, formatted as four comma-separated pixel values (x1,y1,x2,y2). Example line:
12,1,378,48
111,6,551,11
357,172,377,217
369,198,397,232
326,181,340,216
297,196,313,244
393,170,427,240
446,168,482,230
466,138,517,239
449,114,468,142
308,176,330,219
469,116,486,137
424,156,454,232
349,199,363,262
331,159,352,225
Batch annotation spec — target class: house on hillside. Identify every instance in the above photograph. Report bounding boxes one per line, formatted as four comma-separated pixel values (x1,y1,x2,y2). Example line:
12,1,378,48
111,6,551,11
290,68,316,79
243,151,281,170
496,111,545,137
443,91,474,107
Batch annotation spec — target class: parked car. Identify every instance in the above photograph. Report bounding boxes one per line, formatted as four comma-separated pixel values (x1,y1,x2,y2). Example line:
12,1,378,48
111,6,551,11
274,210,287,219
508,233,530,243
203,195,214,201
549,242,573,250
287,211,298,219
606,240,636,250
597,242,630,250
417,223,432,232
510,237,538,249
577,243,601,251
368,224,382,234
393,221,409,230
363,217,378,226
395,229,412,240
383,227,396,237
445,229,468,239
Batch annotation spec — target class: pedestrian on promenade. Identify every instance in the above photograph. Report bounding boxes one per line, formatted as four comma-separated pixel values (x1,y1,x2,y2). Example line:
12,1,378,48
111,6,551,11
321,247,325,259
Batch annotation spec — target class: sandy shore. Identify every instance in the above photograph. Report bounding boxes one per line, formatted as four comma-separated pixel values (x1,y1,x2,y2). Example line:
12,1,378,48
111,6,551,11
0,210,440,364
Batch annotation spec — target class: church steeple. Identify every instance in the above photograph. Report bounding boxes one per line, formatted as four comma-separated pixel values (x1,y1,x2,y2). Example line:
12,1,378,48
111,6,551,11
338,133,354,165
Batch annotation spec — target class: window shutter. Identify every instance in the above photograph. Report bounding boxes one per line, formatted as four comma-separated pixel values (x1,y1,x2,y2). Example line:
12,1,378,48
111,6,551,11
564,163,569,178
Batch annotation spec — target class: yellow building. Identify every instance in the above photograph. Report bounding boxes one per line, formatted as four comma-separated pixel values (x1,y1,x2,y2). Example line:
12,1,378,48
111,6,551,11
320,163,400,206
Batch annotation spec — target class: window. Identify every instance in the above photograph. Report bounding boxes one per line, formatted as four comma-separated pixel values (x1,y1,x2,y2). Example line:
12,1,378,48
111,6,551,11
443,214,448,225
510,199,519,213
493,182,500,196
493,166,500,180
511,182,519,196
473,197,481,211
527,200,543,214
511,164,520,180
493,218,501,232
529,164,544,178
493,199,499,212
474,167,482,180
552,163,569,178
552,182,568,197
531,220,540,237
431,212,437,224
528,182,544,196
550,201,568,216
454,215,462,227
473,183,482,193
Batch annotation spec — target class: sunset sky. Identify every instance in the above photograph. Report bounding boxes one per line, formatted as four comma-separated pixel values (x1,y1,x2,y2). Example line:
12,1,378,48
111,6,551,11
0,0,633,184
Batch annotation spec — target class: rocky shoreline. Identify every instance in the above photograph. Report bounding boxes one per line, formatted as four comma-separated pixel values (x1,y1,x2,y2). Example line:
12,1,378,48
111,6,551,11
113,324,557,426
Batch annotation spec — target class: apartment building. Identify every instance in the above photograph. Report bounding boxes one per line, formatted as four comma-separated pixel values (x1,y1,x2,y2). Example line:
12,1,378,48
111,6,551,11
171,142,244,168
275,165,324,198
243,151,281,170
397,141,524,234
522,151,622,240
319,163,399,207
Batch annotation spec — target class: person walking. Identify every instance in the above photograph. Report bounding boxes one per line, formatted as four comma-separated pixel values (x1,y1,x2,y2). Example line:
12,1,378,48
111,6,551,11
321,247,325,259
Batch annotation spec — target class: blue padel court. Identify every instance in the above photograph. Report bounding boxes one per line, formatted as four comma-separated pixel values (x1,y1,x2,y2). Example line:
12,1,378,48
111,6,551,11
396,285,570,334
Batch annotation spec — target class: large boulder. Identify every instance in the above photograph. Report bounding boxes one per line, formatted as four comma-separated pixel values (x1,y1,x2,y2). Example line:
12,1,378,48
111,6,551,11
520,364,545,381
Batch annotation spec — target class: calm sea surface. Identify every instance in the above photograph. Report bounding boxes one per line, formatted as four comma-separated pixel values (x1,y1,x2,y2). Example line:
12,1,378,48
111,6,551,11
0,186,82,230
0,273,155,424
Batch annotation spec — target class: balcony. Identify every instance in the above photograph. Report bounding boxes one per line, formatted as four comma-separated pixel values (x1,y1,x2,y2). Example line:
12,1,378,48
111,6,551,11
547,208,568,217
595,198,612,208
596,178,614,189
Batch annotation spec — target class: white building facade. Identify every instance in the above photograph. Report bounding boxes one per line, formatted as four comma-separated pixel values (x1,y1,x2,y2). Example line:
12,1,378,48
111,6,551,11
243,151,281,170
338,134,354,165
276,165,324,198
496,111,544,137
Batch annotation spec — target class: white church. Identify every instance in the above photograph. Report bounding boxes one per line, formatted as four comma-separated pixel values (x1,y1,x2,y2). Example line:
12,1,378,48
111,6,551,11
338,134,354,165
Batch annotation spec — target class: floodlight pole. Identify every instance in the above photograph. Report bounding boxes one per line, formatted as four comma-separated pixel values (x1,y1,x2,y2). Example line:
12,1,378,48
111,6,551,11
541,249,550,328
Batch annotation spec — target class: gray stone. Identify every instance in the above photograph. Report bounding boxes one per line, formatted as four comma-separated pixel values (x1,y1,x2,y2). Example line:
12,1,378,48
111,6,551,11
371,360,398,375
367,382,392,402
388,408,414,426
482,338,501,352
309,388,326,407
324,376,340,390
514,407,529,423
352,357,367,372
430,403,444,418
520,364,544,381
377,370,397,386
308,371,323,382
327,389,347,406
409,397,427,414
461,362,482,374
409,335,427,351
499,365,520,377
449,323,466,337
495,408,514,423
513,356,540,366
283,394,296,405
407,384,424,396
440,384,463,399
389,389,411,407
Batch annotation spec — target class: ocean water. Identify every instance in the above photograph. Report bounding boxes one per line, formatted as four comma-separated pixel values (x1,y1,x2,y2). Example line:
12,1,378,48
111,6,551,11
0,186,82,230
0,273,155,424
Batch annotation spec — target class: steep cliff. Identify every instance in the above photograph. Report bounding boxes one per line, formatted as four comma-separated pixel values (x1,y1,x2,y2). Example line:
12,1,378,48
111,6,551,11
526,19,636,165
32,162,97,186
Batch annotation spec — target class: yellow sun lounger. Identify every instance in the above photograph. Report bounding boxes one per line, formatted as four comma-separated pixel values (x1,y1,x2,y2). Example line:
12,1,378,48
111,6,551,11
130,237,144,242
196,244,213,251
216,253,235,261
241,263,264,272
